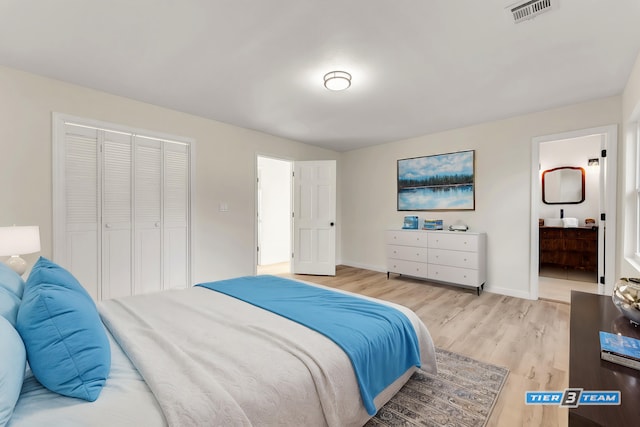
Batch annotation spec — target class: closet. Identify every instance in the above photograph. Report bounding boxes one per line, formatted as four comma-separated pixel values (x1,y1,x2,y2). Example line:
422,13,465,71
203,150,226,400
53,116,191,301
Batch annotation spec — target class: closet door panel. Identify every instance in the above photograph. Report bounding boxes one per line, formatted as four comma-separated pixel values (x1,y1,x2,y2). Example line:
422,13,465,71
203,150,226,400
63,124,100,299
102,131,132,299
163,143,189,289
164,228,188,289
135,229,161,294
66,225,99,300
134,137,162,294
102,226,132,299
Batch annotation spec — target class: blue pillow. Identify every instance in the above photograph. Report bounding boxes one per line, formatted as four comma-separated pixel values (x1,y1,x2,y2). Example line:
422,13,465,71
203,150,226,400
0,286,21,326
16,257,110,402
24,257,92,299
0,262,25,298
0,315,26,426
0,262,25,327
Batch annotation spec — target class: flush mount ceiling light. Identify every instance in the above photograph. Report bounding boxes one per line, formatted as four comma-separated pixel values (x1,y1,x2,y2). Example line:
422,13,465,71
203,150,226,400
323,71,351,91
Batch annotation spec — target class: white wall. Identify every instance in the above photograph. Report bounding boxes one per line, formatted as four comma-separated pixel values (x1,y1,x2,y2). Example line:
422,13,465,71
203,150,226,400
0,65,340,283
257,156,291,265
340,96,621,299
4,58,638,298
538,135,601,224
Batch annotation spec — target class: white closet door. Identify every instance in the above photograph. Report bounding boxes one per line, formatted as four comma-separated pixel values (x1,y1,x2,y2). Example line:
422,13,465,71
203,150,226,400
63,124,100,300
54,114,192,301
101,131,133,299
134,136,162,294
163,142,189,289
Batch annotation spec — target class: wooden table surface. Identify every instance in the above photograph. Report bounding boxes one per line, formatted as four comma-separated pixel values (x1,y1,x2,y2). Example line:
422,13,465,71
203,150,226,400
569,290,640,426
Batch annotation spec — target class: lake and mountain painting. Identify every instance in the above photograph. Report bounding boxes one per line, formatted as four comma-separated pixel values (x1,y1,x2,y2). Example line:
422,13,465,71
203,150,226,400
397,150,475,211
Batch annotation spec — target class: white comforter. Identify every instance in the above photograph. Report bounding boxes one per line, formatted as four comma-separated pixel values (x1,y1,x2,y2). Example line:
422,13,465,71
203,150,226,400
99,284,436,427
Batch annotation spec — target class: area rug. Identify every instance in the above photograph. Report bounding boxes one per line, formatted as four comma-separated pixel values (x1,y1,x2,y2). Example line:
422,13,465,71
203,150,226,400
366,348,509,427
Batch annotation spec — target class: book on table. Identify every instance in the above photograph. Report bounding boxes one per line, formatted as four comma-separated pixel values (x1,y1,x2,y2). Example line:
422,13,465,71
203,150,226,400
599,331,640,370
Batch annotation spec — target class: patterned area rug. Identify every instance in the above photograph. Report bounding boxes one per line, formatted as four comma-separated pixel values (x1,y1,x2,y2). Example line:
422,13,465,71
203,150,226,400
366,348,509,427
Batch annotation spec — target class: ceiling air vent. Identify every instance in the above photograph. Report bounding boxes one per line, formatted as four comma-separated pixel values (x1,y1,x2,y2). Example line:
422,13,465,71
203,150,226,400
507,0,556,23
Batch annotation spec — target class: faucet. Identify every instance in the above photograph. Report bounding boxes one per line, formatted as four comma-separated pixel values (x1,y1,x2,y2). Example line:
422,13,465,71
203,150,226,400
560,209,564,219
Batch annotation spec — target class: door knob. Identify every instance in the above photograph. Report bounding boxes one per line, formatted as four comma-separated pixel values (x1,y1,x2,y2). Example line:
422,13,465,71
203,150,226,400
330,222,335,226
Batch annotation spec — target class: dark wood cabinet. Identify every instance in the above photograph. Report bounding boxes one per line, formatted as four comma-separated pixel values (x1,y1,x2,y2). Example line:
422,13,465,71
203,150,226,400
539,227,597,272
569,291,640,426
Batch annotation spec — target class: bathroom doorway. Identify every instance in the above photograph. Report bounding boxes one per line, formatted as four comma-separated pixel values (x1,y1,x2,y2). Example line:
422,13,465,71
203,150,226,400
530,125,617,303
256,155,292,275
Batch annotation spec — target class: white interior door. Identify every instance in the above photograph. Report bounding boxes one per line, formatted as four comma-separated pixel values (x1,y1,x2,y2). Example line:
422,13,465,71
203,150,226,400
292,160,336,276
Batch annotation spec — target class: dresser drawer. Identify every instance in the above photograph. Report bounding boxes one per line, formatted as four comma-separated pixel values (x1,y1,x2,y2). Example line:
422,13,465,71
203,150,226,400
428,233,479,252
387,245,429,263
386,230,429,248
428,249,479,269
387,259,428,277
428,264,480,286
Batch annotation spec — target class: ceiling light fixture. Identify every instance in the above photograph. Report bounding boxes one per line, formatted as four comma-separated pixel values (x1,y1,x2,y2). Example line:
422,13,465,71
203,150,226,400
324,71,351,91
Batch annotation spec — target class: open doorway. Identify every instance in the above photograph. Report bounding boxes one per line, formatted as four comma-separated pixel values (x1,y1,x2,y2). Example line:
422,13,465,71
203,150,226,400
530,125,617,303
538,136,600,302
256,155,292,275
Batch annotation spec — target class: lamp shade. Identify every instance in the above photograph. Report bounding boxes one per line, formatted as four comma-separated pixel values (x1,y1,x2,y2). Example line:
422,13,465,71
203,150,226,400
0,226,41,256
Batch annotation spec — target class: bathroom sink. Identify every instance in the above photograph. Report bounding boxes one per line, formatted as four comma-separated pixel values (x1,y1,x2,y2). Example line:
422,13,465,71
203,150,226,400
543,218,578,227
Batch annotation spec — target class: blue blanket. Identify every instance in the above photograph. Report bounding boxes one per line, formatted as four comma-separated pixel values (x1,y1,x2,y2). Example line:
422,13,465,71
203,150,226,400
197,275,421,415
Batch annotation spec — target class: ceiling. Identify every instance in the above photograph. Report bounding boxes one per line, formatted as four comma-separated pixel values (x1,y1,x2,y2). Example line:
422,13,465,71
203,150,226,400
1,1,640,152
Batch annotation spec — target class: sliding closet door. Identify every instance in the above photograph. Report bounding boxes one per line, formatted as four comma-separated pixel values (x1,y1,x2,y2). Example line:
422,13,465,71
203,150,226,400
101,131,133,300
163,143,189,289
134,136,162,294
54,114,192,301
61,124,100,300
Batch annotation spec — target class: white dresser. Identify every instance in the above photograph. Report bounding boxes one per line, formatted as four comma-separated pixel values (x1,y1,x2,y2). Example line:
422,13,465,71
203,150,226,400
386,229,487,295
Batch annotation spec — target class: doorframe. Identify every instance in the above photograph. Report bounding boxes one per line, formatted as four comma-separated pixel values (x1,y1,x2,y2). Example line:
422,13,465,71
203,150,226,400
530,125,617,299
253,153,293,275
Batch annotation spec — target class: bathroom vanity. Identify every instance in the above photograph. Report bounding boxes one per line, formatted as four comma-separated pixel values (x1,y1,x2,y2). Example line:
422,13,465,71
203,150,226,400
539,226,598,273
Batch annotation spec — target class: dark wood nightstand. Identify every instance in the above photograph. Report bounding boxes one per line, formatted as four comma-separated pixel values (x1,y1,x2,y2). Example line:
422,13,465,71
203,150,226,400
569,291,640,426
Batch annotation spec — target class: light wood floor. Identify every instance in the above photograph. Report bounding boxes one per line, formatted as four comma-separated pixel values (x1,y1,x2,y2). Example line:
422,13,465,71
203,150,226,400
278,265,570,427
538,265,598,304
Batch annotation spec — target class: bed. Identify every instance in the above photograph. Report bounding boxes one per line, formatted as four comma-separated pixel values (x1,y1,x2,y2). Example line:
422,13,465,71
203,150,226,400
1,258,437,427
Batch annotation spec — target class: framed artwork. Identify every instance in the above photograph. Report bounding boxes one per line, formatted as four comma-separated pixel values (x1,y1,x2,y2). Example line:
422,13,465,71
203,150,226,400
397,150,475,211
